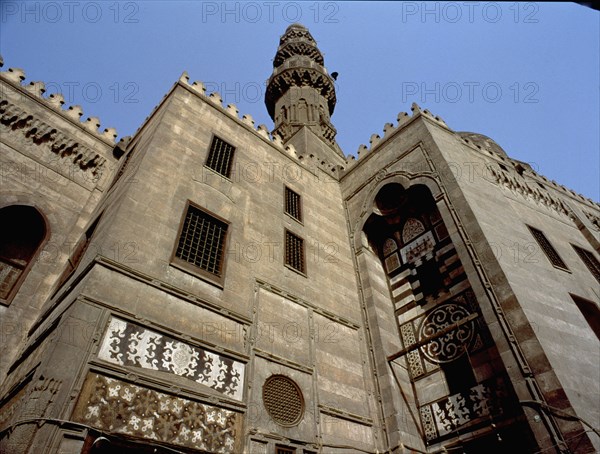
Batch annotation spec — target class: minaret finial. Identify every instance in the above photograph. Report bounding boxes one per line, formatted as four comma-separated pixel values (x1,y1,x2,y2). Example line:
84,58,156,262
265,25,338,149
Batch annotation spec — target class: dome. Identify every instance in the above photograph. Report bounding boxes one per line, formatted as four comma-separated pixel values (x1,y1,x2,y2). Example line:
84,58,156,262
457,132,507,157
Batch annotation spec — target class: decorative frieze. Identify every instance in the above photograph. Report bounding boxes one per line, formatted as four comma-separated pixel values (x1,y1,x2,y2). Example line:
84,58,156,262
72,373,240,452
98,317,245,401
0,99,106,177
488,166,572,218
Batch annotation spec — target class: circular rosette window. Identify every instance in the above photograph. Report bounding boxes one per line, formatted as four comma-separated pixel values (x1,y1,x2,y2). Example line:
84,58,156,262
262,375,304,427
418,302,476,364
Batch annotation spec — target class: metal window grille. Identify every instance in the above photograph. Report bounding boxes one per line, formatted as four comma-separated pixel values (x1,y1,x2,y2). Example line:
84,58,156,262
263,375,304,427
527,226,568,269
276,448,296,454
285,187,302,221
572,245,600,282
285,230,305,273
176,205,228,276
205,136,235,178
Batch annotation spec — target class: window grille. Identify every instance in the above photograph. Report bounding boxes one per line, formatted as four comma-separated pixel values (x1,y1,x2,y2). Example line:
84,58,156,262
527,226,568,270
285,187,302,221
276,448,295,454
205,136,235,178
572,245,600,282
175,205,228,277
263,375,304,427
285,230,305,274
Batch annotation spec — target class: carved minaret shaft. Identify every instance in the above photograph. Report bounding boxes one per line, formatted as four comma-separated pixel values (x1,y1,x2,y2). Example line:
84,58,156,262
265,24,341,156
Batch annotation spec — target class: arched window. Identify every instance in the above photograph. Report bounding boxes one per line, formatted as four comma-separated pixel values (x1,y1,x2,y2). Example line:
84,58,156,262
0,205,47,303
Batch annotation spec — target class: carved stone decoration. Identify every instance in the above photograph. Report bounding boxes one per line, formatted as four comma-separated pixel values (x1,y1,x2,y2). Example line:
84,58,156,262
402,218,426,243
488,166,573,217
400,323,425,378
384,253,401,273
584,211,600,230
419,377,509,441
399,291,483,374
72,373,240,452
400,231,436,264
418,302,475,364
0,375,61,454
0,99,107,177
383,238,398,256
98,317,245,400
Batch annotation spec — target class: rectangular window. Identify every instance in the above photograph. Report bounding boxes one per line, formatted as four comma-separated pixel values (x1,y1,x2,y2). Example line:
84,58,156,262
205,135,235,178
527,226,568,270
276,447,295,454
285,230,305,274
173,203,229,284
570,294,600,340
53,214,102,294
572,245,600,282
284,186,302,222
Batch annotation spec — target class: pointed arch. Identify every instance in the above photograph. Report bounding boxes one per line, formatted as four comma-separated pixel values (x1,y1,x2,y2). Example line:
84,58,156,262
0,205,49,304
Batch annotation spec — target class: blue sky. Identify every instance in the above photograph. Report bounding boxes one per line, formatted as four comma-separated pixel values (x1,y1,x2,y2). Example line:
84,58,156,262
1,1,598,200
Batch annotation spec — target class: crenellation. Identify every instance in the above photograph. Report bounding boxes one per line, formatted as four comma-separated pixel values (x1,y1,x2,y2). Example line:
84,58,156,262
370,134,381,149
208,91,223,106
24,81,45,98
242,114,255,127
46,93,65,109
0,64,117,144
101,127,118,143
65,105,83,121
175,71,340,178
383,122,395,138
226,103,239,117
191,80,207,96
1,67,26,83
397,111,410,127
271,133,284,148
257,124,270,139
83,116,101,134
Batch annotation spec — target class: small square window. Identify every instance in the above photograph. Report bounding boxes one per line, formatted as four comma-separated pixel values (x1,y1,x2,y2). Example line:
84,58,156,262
276,447,295,454
572,245,600,282
285,187,302,222
527,226,568,270
172,203,229,285
205,135,235,178
285,230,305,274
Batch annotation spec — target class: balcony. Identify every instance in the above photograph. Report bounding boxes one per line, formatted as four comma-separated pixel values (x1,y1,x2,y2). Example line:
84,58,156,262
419,376,512,442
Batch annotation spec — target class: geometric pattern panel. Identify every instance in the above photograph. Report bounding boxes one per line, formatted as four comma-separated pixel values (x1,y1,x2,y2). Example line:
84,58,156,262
400,231,435,264
402,218,426,243
98,317,245,400
419,376,509,441
399,290,484,377
72,373,240,452
418,302,476,364
262,375,304,426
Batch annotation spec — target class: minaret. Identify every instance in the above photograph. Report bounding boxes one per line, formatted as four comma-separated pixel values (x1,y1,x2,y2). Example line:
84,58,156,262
265,24,344,160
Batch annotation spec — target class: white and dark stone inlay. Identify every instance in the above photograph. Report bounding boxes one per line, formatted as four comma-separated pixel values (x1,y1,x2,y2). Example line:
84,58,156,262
72,373,239,452
419,377,509,441
98,318,245,400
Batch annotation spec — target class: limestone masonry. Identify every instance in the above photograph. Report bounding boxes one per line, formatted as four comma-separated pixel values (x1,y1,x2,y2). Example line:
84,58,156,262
0,24,599,454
